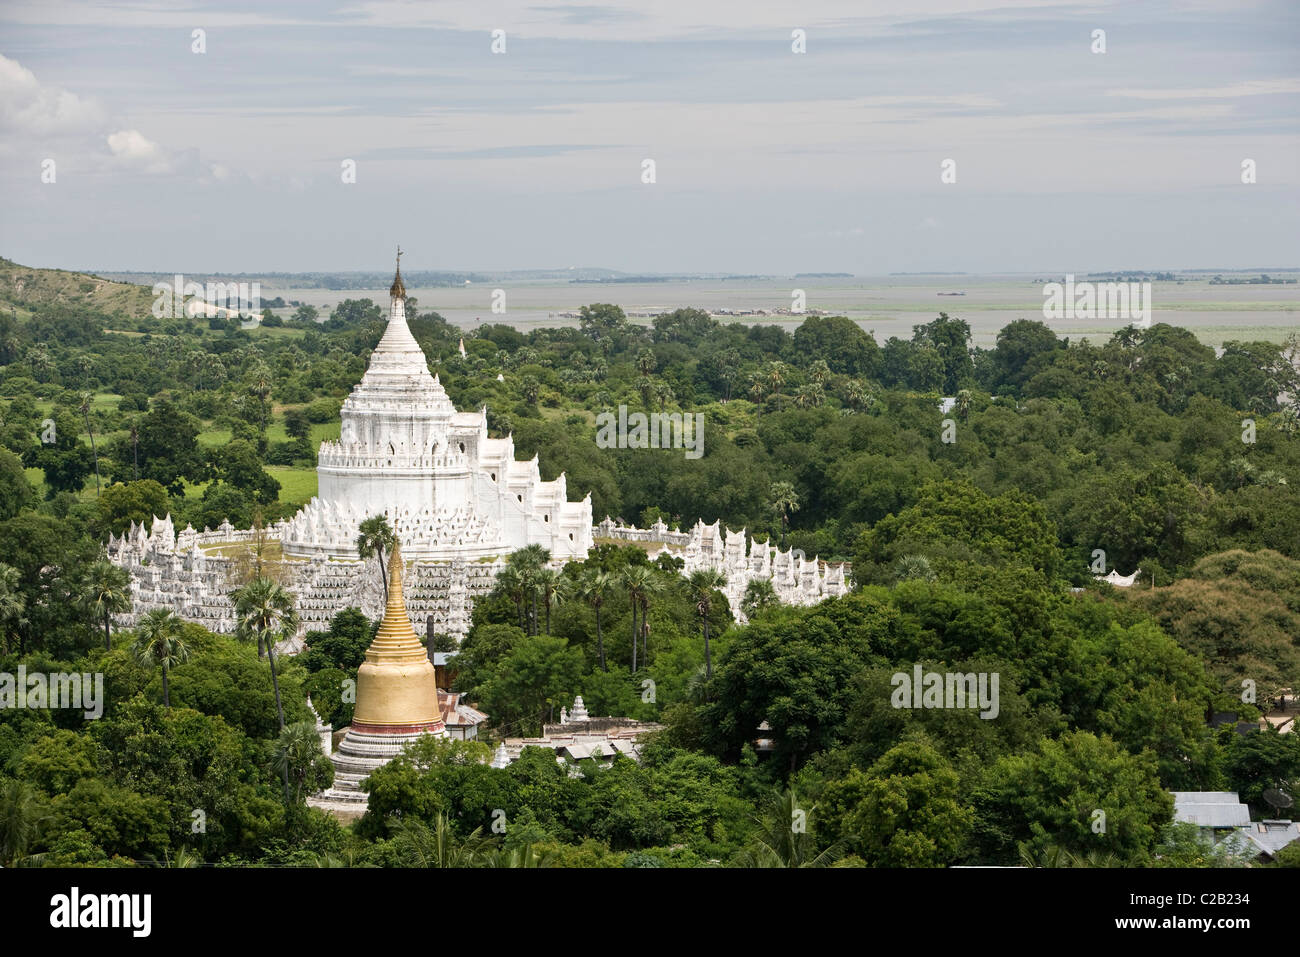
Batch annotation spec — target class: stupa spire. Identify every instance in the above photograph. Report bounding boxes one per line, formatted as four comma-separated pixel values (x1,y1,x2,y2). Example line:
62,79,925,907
389,244,406,300
363,540,427,664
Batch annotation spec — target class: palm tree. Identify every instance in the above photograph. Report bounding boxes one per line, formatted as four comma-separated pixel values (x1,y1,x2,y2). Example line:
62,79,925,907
128,419,140,480
507,545,550,635
273,720,333,805
534,567,568,636
232,577,298,731
843,378,869,413
895,554,936,583
86,559,132,651
718,354,739,402
733,787,841,868
392,814,490,868
247,364,273,430
769,481,800,548
163,848,204,868
1018,843,1123,868
623,565,651,672
0,778,45,867
496,565,528,631
741,578,778,620
765,361,786,394
356,514,396,600
78,391,101,496
793,383,823,408
622,565,662,672
479,843,559,868
688,568,727,680
0,564,27,656
575,568,612,672
955,388,972,421
131,608,190,711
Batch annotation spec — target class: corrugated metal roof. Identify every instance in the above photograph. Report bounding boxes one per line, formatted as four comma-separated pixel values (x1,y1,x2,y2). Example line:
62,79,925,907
1172,792,1252,828
1242,821,1300,856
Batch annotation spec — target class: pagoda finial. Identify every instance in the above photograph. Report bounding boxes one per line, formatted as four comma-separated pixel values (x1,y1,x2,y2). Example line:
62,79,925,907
389,245,407,300
386,539,405,611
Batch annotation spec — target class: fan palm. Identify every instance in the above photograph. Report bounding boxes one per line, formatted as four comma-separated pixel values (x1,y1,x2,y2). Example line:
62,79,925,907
508,545,550,635
232,576,298,731
687,568,727,680
769,480,800,547
575,568,612,672
131,608,190,711
0,564,27,656
622,565,662,672
86,558,132,651
496,565,528,631
355,514,396,600
533,567,568,636
273,720,333,805
78,391,101,496
0,778,45,867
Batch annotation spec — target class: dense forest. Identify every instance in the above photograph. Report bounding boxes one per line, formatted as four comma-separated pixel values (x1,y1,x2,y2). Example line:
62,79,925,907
1,286,1298,867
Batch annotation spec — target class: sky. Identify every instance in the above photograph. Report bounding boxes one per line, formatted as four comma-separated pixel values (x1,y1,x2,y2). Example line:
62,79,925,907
0,0,1297,275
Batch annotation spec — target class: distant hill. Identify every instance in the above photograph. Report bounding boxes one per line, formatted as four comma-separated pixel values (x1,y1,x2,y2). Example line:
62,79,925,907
0,258,155,316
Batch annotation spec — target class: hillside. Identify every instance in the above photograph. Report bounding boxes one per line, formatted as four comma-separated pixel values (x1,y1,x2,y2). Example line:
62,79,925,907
0,257,155,316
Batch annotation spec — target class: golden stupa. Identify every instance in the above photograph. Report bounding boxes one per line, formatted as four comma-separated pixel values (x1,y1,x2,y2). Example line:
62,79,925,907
351,540,444,733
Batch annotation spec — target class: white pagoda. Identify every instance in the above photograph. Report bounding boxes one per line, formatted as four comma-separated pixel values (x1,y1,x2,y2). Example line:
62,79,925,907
282,250,593,562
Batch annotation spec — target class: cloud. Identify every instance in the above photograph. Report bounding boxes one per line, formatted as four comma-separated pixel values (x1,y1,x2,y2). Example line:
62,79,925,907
1107,78,1300,100
0,52,105,136
0,53,233,179
107,129,164,163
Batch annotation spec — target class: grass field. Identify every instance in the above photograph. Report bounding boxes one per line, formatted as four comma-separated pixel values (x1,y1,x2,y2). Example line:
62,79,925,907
199,419,339,448
268,466,317,504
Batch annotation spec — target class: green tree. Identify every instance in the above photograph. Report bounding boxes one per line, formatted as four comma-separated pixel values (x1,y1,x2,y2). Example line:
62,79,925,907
578,303,628,351
389,814,491,868
0,447,35,520
355,515,396,599
534,566,568,636
575,568,613,672
769,481,799,547
214,439,280,504
979,731,1173,865
131,608,190,710
232,576,298,730
283,408,312,442
822,741,973,867
476,634,583,735
273,720,334,805
94,480,171,538
741,578,778,620
733,787,840,867
856,479,1064,583
687,568,727,681
86,558,132,651
0,778,46,867
28,410,93,497
77,391,101,496
0,563,27,655
622,565,662,672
